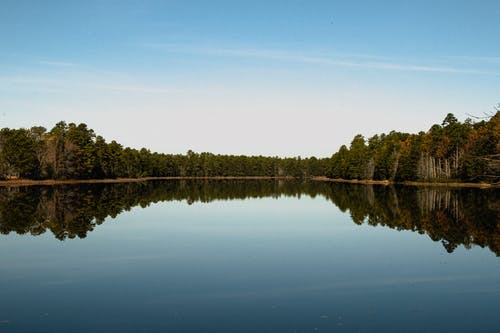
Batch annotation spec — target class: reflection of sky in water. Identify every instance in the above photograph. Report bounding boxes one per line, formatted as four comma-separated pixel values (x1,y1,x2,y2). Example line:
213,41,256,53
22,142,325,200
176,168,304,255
1,196,499,333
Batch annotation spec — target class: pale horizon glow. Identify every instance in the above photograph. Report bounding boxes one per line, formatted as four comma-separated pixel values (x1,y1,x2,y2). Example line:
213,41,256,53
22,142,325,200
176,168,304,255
1,1,499,157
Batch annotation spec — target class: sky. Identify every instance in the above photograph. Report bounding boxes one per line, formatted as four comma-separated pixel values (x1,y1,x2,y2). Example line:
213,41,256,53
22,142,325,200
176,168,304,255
1,0,499,157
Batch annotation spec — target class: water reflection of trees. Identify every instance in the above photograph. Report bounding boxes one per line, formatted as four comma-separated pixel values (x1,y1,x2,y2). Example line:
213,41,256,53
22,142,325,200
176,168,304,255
326,184,499,256
0,180,498,255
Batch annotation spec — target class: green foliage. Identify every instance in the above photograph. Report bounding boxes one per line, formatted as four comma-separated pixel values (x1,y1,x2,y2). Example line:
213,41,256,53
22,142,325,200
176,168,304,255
0,128,39,178
326,111,499,183
0,122,329,180
0,111,497,183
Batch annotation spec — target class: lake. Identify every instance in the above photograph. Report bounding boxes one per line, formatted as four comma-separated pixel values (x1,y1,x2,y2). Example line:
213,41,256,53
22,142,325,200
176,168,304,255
0,180,499,332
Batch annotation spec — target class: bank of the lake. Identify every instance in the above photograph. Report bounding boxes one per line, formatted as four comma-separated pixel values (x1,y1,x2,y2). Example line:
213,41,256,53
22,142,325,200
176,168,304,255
311,176,499,188
0,176,498,188
0,176,297,187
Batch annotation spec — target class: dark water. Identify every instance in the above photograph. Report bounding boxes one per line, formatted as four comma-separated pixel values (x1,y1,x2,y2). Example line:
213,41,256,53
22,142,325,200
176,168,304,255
0,180,499,332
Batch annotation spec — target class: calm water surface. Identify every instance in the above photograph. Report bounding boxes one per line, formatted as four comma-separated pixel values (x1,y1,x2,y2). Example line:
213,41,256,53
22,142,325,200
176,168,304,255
0,180,499,332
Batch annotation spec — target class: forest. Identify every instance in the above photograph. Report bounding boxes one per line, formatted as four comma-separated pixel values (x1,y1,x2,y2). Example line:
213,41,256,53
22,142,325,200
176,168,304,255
0,111,498,183
0,121,329,180
327,111,499,183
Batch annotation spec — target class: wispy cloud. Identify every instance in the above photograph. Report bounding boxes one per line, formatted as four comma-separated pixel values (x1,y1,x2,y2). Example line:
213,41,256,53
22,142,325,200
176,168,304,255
444,55,500,64
282,54,480,74
92,84,184,94
39,60,76,67
0,75,183,95
0,76,62,85
144,43,499,75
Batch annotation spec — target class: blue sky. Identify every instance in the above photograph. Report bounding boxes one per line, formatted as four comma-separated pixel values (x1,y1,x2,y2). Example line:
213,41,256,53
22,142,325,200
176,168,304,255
1,0,499,156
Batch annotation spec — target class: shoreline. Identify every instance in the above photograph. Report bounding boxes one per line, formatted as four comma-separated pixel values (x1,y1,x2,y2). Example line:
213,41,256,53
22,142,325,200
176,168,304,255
0,176,295,187
0,176,497,188
311,176,498,188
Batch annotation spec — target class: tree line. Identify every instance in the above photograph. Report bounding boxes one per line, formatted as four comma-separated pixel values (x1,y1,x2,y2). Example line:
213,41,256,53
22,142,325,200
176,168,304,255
0,121,329,180
327,111,499,183
0,111,498,183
